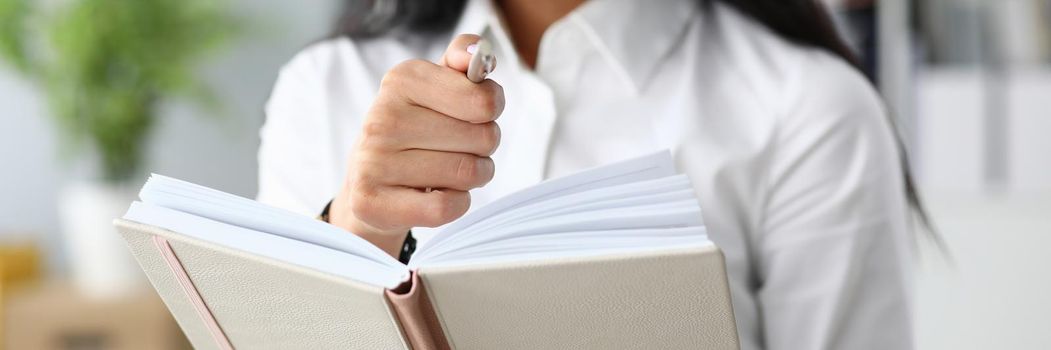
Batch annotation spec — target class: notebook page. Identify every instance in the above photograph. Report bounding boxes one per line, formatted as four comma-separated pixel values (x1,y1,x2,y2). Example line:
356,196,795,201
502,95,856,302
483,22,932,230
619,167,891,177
411,177,698,262
140,175,400,267
427,226,708,265
427,176,696,251
417,150,677,253
422,238,713,268
411,200,704,267
124,202,410,288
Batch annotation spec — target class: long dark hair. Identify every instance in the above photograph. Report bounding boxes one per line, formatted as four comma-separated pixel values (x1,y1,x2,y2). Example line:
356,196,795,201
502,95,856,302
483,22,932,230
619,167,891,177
332,0,937,238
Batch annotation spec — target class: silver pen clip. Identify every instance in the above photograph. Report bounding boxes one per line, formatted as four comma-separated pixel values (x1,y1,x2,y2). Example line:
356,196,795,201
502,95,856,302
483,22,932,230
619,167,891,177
466,39,495,83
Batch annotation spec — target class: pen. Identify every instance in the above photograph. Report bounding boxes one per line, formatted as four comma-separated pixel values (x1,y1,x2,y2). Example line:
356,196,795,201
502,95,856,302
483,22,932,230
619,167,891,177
466,39,495,83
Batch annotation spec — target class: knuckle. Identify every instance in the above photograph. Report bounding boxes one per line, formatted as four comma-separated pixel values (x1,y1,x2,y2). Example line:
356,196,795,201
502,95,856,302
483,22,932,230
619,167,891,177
379,69,401,90
423,192,469,226
455,155,480,184
361,118,387,138
453,154,493,188
382,59,425,88
352,153,385,183
478,122,501,155
358,122,387,149
478,157,495,185
469,87,499,121
423,202,449,227
484,82,505,119
360,113,400,146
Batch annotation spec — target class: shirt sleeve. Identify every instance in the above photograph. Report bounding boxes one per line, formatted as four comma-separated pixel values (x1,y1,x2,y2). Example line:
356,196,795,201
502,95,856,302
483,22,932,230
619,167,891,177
757,53,914,350
257,45,341,216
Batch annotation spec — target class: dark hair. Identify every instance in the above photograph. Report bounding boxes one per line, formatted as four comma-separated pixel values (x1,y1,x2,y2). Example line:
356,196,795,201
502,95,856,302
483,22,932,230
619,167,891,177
332,0,938,240
331,0,466,38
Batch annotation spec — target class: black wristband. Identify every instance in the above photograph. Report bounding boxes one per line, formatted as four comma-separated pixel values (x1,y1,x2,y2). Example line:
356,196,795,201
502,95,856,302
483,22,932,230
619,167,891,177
318,200,333,222
319,200,416,264
399,231,416,264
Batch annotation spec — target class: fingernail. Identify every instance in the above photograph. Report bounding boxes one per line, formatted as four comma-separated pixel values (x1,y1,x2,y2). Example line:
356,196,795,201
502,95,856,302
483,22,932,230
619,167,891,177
466,43,478,54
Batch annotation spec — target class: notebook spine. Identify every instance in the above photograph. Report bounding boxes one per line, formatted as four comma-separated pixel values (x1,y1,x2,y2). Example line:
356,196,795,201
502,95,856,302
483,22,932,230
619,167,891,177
384,271,451,350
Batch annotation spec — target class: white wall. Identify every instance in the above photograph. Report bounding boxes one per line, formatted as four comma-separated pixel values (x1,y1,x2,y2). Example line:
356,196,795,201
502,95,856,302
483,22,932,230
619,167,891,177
915,193,1051,349
913,67,1051,349
0,74,60,240
0,0,338,271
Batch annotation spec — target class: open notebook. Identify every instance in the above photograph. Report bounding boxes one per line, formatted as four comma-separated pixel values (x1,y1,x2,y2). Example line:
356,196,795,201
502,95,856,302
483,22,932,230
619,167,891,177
115,151,739,349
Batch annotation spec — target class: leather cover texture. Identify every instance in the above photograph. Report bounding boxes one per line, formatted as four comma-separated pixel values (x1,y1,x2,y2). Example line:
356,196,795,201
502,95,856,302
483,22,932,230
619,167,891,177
115,219,409,350
117,219,738,349
418,245,739,350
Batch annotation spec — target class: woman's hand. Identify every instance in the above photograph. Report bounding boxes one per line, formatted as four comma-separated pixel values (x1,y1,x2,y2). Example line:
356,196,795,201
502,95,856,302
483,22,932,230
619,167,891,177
329,34,503,257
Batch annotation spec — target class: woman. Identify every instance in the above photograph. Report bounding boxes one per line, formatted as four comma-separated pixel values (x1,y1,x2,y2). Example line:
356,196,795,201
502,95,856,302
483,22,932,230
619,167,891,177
258,0,917,348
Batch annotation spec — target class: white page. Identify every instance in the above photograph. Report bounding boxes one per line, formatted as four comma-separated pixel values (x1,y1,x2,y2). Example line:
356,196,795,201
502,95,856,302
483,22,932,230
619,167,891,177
422,240,714,269
124,202,409,288
431,236,707,264
413,196,702,262
123,150,708,283
433,226,708,263
140,175,399,267
417,150,677,253
411,200,704,266
425,177,697,253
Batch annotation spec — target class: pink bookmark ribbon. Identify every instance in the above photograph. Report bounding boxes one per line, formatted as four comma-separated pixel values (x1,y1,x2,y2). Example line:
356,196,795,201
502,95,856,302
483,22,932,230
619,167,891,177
153,236,235,350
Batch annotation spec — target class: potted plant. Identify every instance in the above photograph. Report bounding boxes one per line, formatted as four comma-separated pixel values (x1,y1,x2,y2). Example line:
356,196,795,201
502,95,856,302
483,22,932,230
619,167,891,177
0,0,235,296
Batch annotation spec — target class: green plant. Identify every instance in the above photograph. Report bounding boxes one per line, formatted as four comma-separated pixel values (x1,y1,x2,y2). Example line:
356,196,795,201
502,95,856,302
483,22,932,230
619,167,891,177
0,0,236,183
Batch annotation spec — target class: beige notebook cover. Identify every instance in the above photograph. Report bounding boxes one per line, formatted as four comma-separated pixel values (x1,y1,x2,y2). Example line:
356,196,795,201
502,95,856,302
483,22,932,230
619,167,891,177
420,244,738,349
117,219,409,350
117,219,738,349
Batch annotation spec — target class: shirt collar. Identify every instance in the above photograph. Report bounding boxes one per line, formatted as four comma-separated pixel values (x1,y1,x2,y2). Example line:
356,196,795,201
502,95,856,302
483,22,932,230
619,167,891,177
452,0,697,94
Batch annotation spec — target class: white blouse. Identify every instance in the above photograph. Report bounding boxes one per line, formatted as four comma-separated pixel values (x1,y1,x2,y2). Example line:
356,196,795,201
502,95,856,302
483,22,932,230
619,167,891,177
257,0,914,348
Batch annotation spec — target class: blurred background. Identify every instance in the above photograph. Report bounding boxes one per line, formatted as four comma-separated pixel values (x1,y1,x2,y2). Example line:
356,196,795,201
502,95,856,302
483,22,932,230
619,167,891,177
0,0,1048,349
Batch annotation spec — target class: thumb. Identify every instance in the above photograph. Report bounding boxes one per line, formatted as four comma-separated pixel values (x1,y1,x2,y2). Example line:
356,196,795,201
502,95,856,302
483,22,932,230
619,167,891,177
439,34,497,78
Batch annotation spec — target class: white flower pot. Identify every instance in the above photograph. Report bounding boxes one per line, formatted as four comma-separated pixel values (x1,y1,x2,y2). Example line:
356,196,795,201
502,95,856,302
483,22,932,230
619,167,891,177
59,181,144,298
